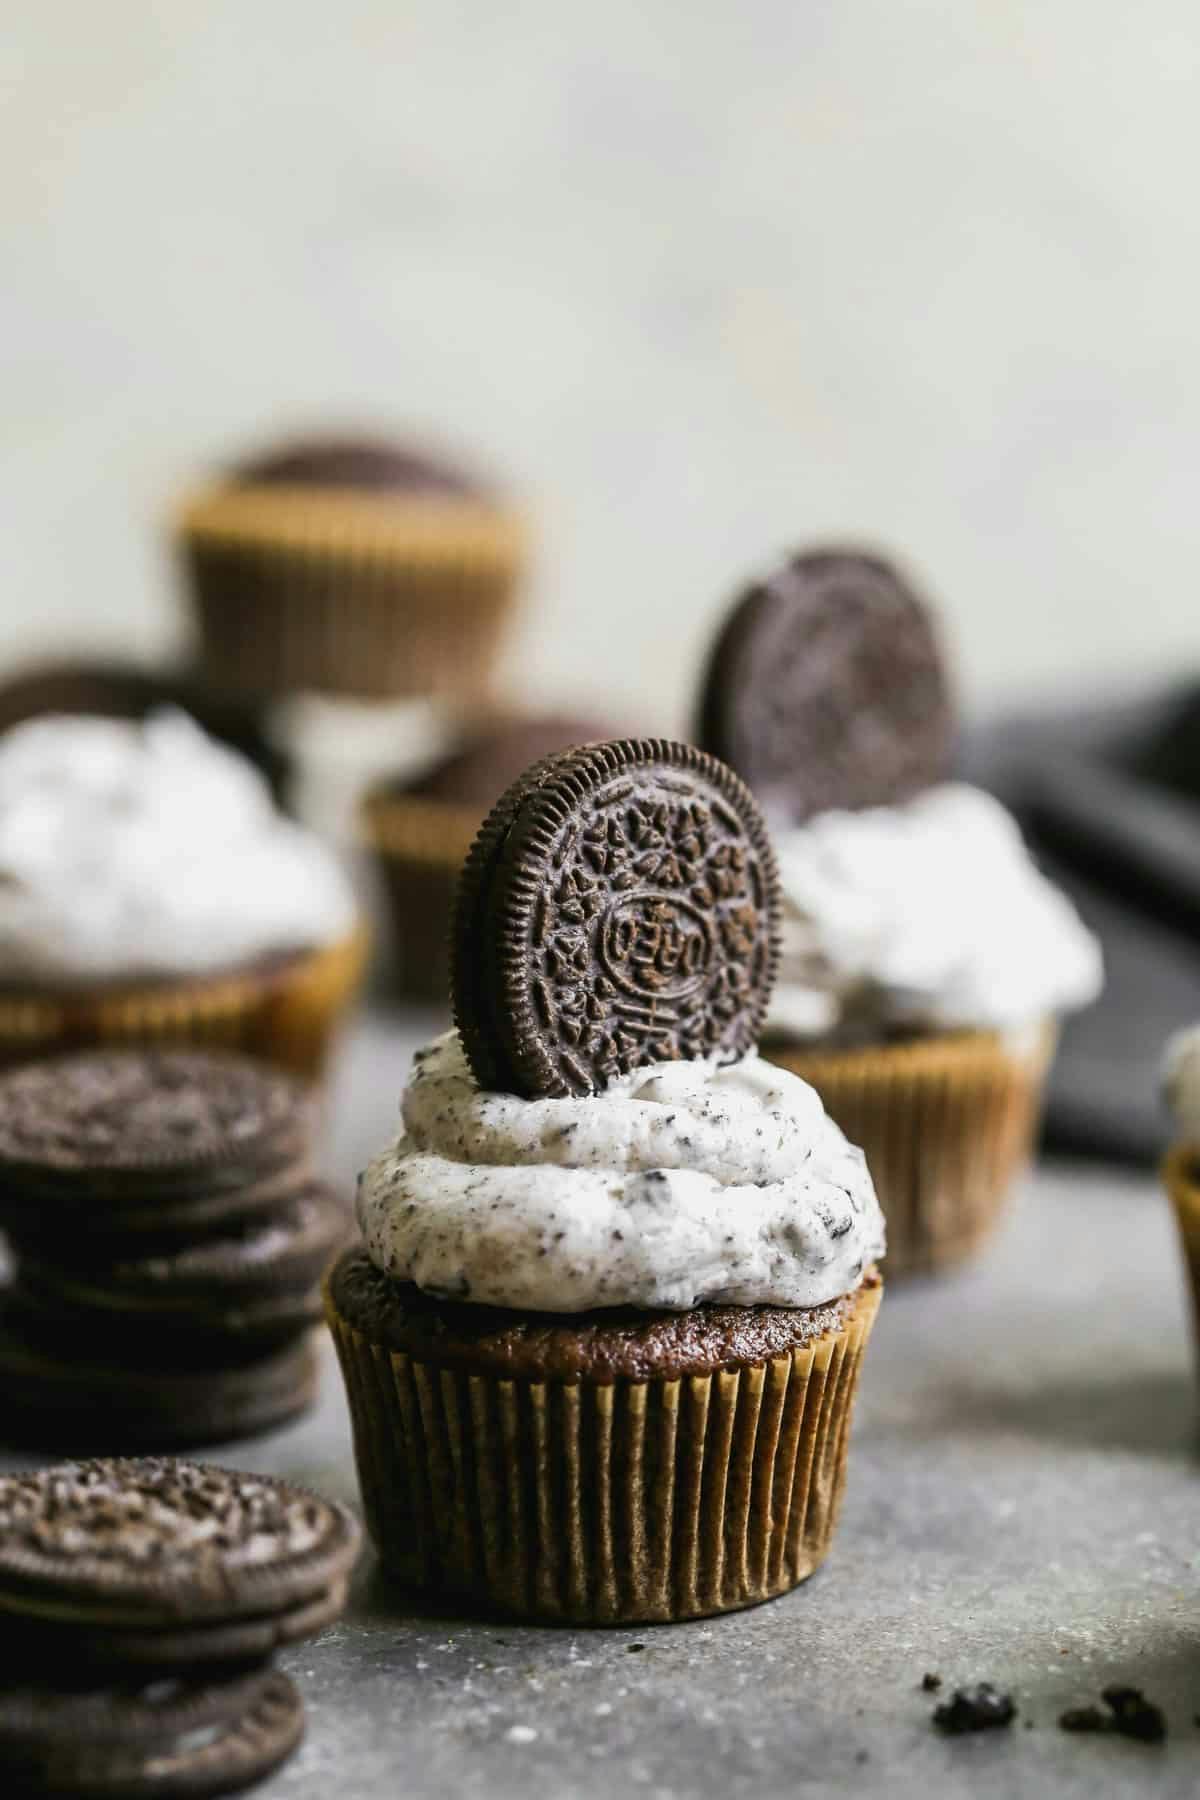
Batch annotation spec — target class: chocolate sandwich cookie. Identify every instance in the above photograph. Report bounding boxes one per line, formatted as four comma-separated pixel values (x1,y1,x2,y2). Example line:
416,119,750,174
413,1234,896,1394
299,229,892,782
0,1665,303,1798
0,1459,361,1670
12,1183,350,1351
0,1313,320,1450
0,1050,310,1222
697,547,954,823
452,737,780,1097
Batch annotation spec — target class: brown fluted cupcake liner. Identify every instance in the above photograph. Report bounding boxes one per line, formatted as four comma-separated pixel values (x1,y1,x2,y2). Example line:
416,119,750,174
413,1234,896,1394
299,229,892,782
177,486,525,701
326,1278,880,1625
0,926,369,1081
1163,1143,1200,1357
766,1025,1057,1278
362,790,478,1001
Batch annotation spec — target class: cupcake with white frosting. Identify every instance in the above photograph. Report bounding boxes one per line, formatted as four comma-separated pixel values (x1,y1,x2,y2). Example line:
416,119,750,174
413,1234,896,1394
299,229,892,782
0,710,367,1077
327,737,884,1624
698,546,1103,1276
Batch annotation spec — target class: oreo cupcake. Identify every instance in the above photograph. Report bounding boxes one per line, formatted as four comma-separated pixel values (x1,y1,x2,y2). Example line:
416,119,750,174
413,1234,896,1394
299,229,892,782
327,739,884,1623
364,713,616,1000
176,434,525,701
1162,1029,1200,1370
0,710,366,1077
699,548,1102,1275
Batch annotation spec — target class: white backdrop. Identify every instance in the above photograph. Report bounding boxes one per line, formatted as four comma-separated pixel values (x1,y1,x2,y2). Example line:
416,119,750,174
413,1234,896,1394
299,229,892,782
5,2,1199,731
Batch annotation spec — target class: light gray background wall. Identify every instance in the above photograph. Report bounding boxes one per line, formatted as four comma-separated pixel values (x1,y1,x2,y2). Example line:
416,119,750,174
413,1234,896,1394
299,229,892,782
5,2,1199,731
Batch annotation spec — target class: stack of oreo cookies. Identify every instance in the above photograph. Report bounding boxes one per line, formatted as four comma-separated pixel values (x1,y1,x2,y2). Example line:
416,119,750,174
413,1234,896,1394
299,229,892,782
0,1049,348,1448
0,1456,360,1796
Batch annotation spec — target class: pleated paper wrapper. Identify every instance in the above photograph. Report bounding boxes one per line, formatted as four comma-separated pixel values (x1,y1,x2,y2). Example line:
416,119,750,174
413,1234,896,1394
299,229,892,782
177,486,524,702
767,1024,1056,1278
0,926,368,1082
327,1278,880,1625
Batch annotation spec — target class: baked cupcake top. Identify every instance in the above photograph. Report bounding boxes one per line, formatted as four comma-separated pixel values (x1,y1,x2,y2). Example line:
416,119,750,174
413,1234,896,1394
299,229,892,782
396,715,617,809
699,546,1103,1040
768,783,1103,1041
357,1029,884,1313
0,710,356,984
230,434,487,499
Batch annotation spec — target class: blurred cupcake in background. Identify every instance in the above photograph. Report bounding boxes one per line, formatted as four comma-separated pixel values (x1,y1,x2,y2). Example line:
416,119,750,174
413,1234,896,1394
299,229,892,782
1162,1029,1200,1369
363,713,617,1002
0,710,367,1077
698,545,1102,1275
175,434,526,702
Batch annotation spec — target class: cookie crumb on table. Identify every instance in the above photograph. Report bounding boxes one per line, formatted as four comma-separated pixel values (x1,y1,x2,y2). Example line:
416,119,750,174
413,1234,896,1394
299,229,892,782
1058,1687,1166,1744
932,1683,1017,1734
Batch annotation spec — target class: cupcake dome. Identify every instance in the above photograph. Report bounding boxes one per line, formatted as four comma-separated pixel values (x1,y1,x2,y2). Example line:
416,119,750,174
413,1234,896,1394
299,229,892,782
176,432,525,702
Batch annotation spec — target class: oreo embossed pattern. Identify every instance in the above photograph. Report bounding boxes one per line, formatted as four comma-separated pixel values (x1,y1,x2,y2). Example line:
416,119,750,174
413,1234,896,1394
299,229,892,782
452,737,780,1097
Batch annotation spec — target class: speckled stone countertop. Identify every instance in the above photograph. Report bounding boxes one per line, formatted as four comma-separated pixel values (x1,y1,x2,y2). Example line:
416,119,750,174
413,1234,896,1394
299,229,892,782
3,1008,1198,1799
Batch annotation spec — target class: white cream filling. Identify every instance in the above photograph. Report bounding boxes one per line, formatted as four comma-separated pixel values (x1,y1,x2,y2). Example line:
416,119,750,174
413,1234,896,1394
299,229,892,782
767,783,1103,1039
357,1032,885,1313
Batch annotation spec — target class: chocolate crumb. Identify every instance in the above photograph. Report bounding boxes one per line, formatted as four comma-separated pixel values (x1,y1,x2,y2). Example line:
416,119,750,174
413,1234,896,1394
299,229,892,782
1103,1686,1166,1743
1059,1705,1108,1734
854,1750,869,1764
1058,1688,1166,1744
933,1684,1017,1735
627,1642,646,1654
921,1672,942,1693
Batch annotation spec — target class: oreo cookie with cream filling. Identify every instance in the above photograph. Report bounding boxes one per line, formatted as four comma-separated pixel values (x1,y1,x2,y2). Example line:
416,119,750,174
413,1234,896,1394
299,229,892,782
697,547,954,824
10,1182,349,1351
0,1664,303,1798
451,738,780,1097
0,1458,360,1670
0,1050,309,1217
0,1316,321,1451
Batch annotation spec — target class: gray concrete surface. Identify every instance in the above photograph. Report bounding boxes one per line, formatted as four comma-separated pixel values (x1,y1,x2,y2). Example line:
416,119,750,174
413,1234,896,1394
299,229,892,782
4,1009,1199,1797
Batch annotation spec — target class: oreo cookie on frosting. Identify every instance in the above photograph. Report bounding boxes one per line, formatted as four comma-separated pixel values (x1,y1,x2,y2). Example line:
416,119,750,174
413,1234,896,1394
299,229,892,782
698,547,954,823
451,738,781,1097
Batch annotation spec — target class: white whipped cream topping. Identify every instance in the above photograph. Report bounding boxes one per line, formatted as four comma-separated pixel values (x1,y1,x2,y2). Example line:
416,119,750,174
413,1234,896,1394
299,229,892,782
357,1032,885,1313
0,711,357,982
767,783,1103,1039
1163,1027,1200,1139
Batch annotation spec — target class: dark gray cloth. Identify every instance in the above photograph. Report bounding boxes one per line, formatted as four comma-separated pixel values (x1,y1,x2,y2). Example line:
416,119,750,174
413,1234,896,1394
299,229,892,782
963,685,1200,1164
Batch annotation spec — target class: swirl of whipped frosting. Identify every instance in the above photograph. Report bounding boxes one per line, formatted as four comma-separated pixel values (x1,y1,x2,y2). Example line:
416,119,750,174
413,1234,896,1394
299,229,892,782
766,783,1103,1040
0,710,357,982
357,1032,885,1312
